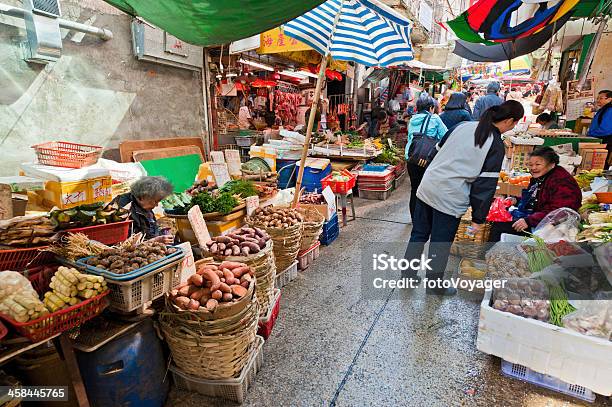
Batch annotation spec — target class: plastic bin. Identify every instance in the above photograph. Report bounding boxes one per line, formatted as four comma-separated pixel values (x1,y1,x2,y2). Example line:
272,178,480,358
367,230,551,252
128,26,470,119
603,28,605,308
277,163,297,190
258,289,281,340
76,319,169,407
275,261,298,289
321,170,357,194
319,213,339,246
300,162,332,193
37,176,113,210
63,221,132,246
297,242,320,271
501,360,596,403
170,336,264,404
104,260,182,313
358,187,392,201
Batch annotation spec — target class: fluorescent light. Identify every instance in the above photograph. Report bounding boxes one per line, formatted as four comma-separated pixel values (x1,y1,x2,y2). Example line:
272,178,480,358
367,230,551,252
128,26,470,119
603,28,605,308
239,59,274,72
280,70,308,79
226,72,238,78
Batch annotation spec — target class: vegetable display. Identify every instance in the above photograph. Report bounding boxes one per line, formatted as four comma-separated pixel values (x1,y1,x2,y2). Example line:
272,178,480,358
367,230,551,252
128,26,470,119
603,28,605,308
205,227,271,256
249,207,304,229
373,144,401,165
186,179,216,196
492,278,550,322
43,267,107,312
169,261,254,312
161,192,192,211
48,233,110,260
0,215,56,246
522,237,554,273
0,272,48,322
562,299,612,340
190,192,239,216
50,203,129,230
330,171,350,182
577,223,612,242
219,180,258,198
574,169,603,190
84,240,178,274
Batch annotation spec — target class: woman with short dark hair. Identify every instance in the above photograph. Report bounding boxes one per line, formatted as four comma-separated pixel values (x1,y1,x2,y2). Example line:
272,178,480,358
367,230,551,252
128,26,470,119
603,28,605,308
440,92,472,130
404,101,524,295
115,176,175,243
535,113,560,129
488,146,582,242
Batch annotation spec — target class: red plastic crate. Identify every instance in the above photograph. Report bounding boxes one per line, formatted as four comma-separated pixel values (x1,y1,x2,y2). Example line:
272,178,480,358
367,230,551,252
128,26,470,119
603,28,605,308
31,141,103,169
257,289,281,340
321,170,357,194
0,247,54,270
0,290,109,342
25,264,60,295
63,220,132,245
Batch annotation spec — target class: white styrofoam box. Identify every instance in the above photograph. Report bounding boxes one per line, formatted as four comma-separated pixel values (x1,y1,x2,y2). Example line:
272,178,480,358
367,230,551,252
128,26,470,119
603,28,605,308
477,290,612,396
21,162,110,183
559,155,583,166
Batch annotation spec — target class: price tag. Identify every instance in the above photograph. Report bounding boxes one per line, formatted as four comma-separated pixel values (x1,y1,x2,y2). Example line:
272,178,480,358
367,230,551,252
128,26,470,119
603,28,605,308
175,242,196,283
210,151,225,163
246,195,259,216
225,150,242,176
187,205,211,248
210,162,232,187
321,186,336,218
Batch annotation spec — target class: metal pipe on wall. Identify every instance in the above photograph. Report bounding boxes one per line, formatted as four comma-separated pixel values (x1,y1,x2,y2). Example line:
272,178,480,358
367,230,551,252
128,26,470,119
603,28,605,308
0,2,113,40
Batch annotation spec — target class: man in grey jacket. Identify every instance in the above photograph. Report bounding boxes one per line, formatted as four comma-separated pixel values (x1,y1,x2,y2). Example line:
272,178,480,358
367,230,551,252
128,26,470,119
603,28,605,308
472,82,503,120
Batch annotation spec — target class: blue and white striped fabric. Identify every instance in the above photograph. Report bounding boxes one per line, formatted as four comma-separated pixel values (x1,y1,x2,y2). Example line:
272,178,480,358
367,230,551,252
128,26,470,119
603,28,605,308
283,0,414,67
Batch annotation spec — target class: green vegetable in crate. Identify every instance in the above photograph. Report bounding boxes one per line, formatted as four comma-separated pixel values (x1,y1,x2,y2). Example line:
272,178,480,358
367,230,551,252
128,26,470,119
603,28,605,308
523,236,554,273
190,191,238,215
161,192,192,212
50,202,129,230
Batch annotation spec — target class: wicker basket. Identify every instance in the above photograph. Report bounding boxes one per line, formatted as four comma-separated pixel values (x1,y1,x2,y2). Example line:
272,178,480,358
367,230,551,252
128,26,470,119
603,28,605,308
196,247,276,316
160,297,259,380
450,209,492,259
245,217,303,272
297,207,325,251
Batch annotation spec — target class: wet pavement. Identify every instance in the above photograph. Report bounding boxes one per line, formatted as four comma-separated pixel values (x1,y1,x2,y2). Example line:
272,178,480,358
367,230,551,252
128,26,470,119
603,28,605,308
167,181,611,407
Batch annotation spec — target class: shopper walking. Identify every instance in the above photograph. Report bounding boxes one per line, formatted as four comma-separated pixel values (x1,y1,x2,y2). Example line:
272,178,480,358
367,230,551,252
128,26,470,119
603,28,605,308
472,82,503,119
440,92,472,130
405,94,448,222
506,87,523,102
403,101,525,295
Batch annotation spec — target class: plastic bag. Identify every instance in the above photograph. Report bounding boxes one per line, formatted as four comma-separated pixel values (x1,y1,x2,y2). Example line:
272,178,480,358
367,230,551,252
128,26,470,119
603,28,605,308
486,197,513,222
0,271,38,302
533,208,581,242
492,278,550,321
486,242,531,279
562,298,612,341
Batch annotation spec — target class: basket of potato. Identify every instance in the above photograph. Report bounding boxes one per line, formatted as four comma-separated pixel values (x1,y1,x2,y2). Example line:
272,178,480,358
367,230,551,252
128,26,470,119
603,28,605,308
246,207,303,271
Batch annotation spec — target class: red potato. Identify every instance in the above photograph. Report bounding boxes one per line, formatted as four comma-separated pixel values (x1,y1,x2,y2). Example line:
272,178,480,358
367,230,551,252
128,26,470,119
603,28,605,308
240,274,253,283
188,274,204,287
219,261,244,270
174,296,190,309
188,299,200,310
215,270,224,278
219,283,231,293
223,269,235,281
200,269,220,286
232,266,250,278
231,284,248,298
211,290,223,300
211,283,221,292
191,288,209,301
178,285,191,297
222,292,233,302
241,280,249,288
205,298,218,311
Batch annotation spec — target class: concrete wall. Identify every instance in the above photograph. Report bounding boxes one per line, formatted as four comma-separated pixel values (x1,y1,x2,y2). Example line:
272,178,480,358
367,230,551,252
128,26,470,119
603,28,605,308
0,0,205,175
591,32,612,93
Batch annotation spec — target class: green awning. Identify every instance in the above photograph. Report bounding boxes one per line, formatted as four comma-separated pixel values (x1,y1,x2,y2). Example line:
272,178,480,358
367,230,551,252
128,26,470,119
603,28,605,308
103,0,325,46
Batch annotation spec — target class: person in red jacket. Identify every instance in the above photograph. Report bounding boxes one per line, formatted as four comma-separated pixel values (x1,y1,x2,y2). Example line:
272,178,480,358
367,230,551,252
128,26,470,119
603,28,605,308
489,147,582,242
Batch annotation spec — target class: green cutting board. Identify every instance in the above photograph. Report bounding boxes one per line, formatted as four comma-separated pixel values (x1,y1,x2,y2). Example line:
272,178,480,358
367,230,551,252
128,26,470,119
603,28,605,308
139,154,201,192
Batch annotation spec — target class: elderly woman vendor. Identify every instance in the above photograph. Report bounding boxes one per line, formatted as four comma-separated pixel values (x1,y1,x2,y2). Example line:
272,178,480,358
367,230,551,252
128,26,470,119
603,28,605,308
115,176,174,244
489,147,582,242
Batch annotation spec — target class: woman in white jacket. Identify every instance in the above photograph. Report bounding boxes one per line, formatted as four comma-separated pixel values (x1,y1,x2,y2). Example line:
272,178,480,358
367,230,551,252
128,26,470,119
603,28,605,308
403,101,525,296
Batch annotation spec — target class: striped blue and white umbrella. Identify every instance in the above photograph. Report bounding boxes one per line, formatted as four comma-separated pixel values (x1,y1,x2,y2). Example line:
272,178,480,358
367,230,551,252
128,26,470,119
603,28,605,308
289,0,414,205
283,0,414,67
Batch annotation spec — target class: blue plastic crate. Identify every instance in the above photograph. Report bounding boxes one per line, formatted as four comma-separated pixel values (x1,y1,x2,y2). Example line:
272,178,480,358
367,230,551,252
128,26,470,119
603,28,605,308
501,360,596,403
320,213,339,246
299,164,331,192
362,164,389,172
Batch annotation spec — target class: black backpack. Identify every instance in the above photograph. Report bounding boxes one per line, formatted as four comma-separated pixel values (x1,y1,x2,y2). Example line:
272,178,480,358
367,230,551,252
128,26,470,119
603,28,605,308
407,113,438,167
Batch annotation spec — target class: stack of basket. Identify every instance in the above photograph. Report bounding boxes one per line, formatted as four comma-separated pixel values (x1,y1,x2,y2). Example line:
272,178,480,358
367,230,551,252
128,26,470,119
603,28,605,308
297,207,325,251
160,275,260,380
202,242,277,317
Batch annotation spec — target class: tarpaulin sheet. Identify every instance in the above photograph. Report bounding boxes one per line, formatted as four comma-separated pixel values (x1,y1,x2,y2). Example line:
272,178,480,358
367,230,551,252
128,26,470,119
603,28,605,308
103,0,326,45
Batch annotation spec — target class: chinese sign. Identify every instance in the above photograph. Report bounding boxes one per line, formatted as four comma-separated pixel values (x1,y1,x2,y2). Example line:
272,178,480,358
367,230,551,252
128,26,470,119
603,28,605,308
258,27,311,54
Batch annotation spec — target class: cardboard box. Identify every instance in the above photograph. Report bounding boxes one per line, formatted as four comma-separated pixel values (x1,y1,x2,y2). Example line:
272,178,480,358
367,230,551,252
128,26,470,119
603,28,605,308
300,203,334,221
578,142,604,158
580,149,608,171
497,181,524,197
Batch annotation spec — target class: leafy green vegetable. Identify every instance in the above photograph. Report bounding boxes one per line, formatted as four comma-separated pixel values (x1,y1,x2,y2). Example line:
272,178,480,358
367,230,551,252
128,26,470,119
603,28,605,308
190,192,238,215
219,180,258,198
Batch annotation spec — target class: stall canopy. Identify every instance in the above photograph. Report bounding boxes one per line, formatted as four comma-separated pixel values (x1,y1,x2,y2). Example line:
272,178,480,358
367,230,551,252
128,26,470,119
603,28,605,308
101,0,326,45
